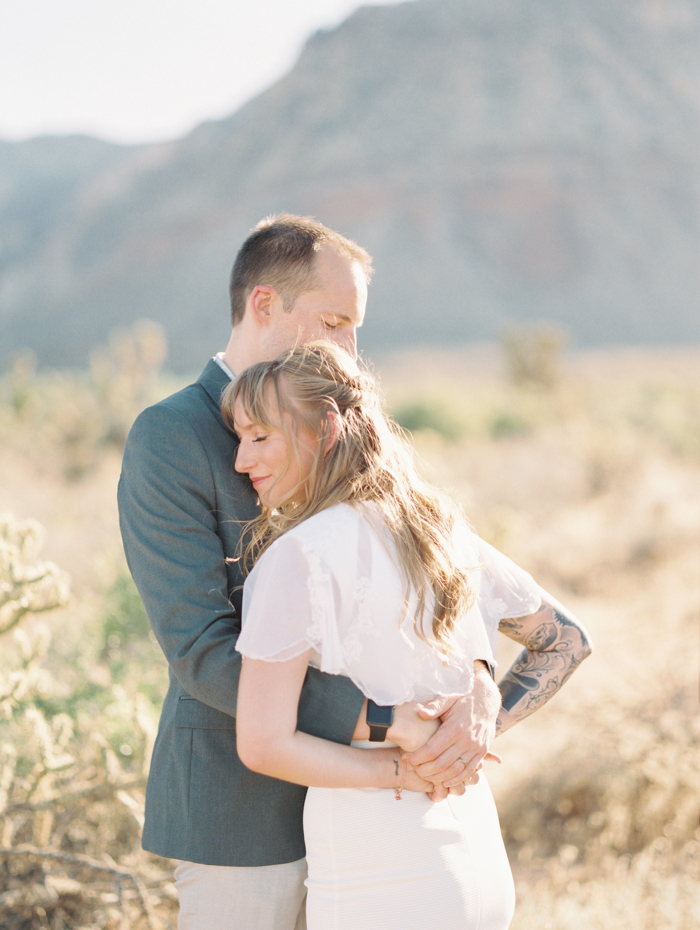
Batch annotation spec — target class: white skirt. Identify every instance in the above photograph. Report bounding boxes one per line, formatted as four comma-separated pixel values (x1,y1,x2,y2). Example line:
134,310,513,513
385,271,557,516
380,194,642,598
303,771,515,930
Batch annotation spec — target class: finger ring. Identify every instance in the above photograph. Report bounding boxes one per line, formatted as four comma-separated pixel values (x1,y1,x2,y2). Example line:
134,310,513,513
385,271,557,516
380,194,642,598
458,757,468,768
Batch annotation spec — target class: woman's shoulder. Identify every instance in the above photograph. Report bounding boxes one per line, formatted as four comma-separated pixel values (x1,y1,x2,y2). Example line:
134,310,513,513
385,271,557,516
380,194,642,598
248,504,378,595
286,502,361,542
261,503,365,560
301,501,361,529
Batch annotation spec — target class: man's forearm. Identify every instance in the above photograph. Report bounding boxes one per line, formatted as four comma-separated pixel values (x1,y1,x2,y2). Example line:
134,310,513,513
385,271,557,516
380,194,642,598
496,601,593,736
298,667,366,745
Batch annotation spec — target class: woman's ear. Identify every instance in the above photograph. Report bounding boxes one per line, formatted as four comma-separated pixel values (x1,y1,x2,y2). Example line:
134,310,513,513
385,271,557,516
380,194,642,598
324,410,341,455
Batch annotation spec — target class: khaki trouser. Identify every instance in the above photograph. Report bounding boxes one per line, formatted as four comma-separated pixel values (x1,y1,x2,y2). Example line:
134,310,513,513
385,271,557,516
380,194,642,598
174,858,307,930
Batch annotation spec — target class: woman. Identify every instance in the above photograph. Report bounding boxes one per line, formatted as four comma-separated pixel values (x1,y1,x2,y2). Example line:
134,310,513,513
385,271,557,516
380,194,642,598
221,342,591,930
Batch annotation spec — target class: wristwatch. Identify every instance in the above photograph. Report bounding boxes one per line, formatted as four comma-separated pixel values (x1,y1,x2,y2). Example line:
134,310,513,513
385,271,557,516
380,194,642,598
366,700,394,742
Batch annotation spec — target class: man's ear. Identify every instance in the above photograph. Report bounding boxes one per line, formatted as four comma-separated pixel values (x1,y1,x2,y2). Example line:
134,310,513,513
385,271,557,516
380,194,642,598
324,410,341,455
247,285,277,323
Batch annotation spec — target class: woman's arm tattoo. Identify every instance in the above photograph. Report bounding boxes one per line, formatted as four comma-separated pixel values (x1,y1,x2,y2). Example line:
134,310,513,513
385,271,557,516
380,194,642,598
496,600,592,734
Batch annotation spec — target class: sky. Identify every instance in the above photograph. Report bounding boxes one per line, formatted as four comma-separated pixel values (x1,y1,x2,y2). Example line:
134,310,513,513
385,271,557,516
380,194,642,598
1,0,407,145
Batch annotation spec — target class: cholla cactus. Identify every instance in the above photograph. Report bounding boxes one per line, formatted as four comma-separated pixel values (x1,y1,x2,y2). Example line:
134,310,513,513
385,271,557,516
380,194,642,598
0,515,70,635
0,516,168,927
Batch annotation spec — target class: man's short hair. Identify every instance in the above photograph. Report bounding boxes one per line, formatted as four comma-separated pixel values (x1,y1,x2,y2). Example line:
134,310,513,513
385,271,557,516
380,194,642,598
229,214,373,326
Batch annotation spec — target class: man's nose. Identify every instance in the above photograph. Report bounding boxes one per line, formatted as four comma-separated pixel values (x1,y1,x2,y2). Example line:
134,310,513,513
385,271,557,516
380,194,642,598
336,328,357,359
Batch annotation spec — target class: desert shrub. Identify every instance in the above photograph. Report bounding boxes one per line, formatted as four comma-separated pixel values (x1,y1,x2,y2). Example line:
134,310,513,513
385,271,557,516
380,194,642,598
39,371,107,482
627,383,700,459
500,684,699,929
502,324,566,390
0,515,173,930
392,388,555,444
500,687,699,864
89,319,168,449
0,320,167,481
488,407,533,439
3,351,37,418
392,395,470,441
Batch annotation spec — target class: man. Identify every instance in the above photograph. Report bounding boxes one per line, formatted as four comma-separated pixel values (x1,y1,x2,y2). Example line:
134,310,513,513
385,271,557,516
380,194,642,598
118,215,501,930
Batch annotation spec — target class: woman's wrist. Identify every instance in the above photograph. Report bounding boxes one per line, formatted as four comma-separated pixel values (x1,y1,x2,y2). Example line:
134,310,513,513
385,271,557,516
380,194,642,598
370,748,405,790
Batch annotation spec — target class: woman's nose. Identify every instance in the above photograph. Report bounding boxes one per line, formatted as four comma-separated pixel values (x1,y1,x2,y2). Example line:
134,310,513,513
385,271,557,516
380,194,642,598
235,442,253,473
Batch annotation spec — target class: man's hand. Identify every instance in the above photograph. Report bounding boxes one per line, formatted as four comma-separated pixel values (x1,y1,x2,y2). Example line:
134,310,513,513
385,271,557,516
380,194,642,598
402,661,502,788
399,757,481,800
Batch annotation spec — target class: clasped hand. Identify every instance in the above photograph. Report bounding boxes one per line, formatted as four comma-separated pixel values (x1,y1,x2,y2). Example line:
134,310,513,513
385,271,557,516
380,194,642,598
388,662,502,800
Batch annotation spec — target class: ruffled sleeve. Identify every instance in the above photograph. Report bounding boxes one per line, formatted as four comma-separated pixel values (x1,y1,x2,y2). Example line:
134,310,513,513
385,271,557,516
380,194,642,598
461,528,543,660
236,532,340,665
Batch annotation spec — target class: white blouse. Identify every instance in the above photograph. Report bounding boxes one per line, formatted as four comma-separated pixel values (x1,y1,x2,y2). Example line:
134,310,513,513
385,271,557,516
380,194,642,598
236,502,542,705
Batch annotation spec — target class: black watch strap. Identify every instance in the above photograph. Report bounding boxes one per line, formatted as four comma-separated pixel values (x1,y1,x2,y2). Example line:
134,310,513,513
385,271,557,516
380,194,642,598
366,699,394,742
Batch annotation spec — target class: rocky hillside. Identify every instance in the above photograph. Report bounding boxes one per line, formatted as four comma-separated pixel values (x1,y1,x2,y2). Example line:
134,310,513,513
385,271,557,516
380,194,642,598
1,0,698,371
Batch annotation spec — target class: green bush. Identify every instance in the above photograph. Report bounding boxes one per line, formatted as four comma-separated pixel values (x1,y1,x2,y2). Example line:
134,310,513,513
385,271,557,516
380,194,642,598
488,408,533,439
392,397,469,441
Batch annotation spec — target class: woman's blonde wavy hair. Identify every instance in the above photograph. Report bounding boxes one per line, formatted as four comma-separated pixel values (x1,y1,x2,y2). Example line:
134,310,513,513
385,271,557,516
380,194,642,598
221,341,475,651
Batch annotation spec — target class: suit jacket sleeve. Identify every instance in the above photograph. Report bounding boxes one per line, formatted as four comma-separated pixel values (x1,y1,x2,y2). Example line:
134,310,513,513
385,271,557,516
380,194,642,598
118,400,364,744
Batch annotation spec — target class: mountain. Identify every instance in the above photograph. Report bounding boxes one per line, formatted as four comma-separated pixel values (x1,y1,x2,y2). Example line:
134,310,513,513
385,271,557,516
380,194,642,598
1,0,698,371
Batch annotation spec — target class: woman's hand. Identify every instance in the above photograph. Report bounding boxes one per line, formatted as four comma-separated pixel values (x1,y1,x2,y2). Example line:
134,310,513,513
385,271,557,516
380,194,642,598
386,702,440,752
398,754,486,800
400,757,437,795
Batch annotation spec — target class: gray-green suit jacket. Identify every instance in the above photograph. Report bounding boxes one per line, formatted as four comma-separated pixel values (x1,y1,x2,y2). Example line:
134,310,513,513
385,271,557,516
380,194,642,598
118,359,364,866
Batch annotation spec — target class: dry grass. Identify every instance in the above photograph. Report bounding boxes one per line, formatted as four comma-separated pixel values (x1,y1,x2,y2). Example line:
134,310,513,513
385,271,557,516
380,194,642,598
1,339,699,928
